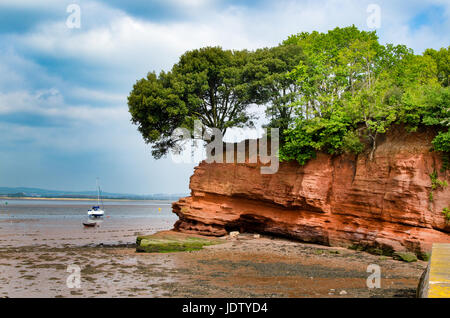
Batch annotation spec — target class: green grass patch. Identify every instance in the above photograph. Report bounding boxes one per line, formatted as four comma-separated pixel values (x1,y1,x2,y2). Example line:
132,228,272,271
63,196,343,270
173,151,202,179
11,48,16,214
393,252,418,263
348,244,394,256
442,207,450,223
136,233,224,253
417,252,431,262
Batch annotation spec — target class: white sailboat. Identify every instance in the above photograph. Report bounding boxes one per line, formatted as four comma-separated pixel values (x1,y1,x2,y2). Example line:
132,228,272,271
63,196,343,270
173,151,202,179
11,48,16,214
87,178,105,218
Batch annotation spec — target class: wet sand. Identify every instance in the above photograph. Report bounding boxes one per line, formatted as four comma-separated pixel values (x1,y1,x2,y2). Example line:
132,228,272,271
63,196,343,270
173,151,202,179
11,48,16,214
0,199,176,247
0,217,173,247
0,232,426,298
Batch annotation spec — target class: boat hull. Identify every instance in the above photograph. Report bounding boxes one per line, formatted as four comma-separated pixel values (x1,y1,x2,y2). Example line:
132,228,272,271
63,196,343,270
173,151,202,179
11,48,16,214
87,209,104,217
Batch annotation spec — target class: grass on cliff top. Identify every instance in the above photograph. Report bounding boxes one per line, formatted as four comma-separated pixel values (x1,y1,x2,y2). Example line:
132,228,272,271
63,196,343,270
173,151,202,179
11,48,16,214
136,231,225,253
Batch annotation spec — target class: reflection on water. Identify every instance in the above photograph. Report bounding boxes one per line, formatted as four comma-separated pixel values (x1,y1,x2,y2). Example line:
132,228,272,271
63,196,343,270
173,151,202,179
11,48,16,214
0,199,173,218
0,199,178,247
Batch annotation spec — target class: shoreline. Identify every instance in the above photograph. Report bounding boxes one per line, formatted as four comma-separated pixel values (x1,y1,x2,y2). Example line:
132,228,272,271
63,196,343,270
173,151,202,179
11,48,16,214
0,231,426,298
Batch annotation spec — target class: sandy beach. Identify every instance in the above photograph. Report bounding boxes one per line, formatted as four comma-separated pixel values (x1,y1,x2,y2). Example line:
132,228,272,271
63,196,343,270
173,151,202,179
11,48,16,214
0,232,426,298
0,199,176,248
0,199,426,298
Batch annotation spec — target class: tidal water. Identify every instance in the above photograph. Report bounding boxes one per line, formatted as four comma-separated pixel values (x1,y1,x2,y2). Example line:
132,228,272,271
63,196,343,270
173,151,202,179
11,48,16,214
0,199,178,247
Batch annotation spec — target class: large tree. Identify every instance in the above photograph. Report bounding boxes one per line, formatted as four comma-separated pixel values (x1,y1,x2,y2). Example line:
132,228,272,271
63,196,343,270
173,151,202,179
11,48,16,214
280,26,446,164
128,46,257,159
424,46,450,87
243,44,304,141
285,26,381,119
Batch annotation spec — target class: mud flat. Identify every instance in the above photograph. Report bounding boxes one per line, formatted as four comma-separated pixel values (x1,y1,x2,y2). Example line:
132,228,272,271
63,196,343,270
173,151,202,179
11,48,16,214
0,231,426,298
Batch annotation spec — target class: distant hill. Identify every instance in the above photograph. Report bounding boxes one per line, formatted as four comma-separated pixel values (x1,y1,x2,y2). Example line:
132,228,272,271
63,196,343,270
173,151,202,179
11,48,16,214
0,187,187,200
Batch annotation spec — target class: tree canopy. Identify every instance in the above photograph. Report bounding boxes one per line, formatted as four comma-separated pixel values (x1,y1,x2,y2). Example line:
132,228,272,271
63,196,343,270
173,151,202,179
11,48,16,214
128,46,257,158
278,26,449,165
128,26,449,165
244,44,304,141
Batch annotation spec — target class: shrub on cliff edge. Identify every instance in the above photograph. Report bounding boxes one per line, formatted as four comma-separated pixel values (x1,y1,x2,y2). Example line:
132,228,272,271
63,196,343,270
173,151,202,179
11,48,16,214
280,28,449,165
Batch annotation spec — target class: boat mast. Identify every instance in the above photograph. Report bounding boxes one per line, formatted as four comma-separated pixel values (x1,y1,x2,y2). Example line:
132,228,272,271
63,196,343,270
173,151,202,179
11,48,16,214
96,177,100,206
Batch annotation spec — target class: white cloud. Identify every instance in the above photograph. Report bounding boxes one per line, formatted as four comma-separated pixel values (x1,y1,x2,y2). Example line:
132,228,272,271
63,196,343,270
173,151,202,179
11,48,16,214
69,86,125,104
15,0,449,76
0,89,126,123
0,0,63,9
0,0,448,193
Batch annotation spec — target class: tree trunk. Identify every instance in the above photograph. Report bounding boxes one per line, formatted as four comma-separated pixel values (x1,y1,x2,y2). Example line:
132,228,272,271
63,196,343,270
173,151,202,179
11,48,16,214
369,132,377,161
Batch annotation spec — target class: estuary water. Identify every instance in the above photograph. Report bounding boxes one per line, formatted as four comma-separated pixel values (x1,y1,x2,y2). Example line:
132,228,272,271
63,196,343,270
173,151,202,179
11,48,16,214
0,199,178,247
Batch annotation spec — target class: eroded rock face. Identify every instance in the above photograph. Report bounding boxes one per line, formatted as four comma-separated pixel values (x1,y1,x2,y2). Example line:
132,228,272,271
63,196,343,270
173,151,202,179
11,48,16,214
172,127,450,255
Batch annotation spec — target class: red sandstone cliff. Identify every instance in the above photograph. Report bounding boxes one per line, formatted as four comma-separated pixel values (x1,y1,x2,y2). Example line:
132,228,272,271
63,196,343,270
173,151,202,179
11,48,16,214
172,127,450,255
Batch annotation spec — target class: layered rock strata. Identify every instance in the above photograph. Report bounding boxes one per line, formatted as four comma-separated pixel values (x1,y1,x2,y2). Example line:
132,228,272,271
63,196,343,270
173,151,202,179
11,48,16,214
173,127,450,255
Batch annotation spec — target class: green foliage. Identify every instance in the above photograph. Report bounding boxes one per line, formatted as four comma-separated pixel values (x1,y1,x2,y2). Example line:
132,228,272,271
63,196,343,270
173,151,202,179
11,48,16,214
348,243,394,256
128,47,257,158
424,46,450,87
393,252,418,263
429,170,448,203
278,121,317,165
430,170,438,190
172,47,256,131
443,207,450,223
432,131,450,153
400,85,449,163
342,130,364,154
400,85,449,131
136,234,224,253
128,26,449,163
430,170,448,190
280,26,448,165
286,26,381,119
279,112,352,164
246,45,305,142
417,252,431,262
128,71,188,158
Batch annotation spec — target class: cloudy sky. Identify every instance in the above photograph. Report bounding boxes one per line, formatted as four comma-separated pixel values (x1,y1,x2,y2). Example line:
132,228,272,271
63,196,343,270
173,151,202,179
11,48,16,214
0,0,448,194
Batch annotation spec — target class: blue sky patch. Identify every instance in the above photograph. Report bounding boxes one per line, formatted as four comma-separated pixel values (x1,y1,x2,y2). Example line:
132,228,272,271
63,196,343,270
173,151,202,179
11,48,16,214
0,0,447,193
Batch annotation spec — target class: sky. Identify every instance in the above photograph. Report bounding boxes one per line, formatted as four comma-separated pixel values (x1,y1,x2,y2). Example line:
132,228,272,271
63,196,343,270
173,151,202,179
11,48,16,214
0,0,448,194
